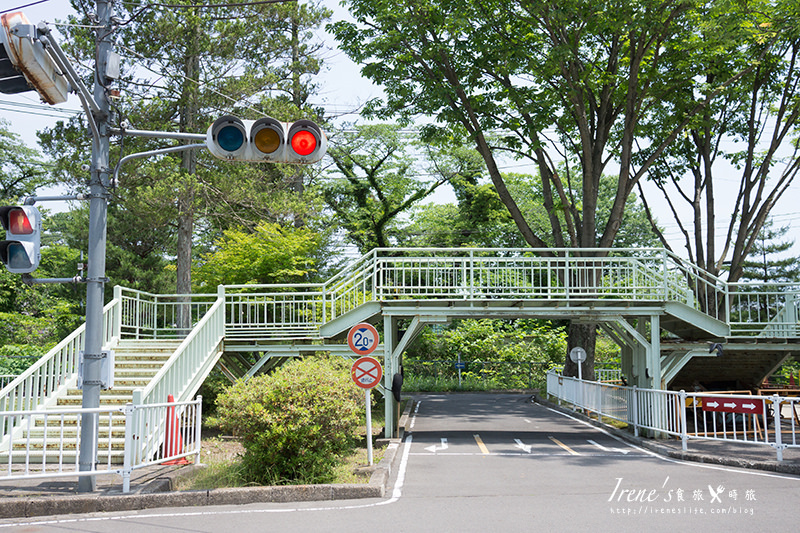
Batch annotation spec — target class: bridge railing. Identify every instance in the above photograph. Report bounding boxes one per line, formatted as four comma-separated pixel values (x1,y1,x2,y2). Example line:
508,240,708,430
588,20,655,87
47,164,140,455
116,287,218,339
222,284,326,340
212,247,737,338
133,295,225,406
324,249,379,321
368,247,726,317
727,283,800,337
114,248,798,341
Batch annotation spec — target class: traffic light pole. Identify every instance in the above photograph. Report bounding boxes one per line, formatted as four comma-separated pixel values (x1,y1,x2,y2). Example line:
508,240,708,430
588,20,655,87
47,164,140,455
77,0,114,493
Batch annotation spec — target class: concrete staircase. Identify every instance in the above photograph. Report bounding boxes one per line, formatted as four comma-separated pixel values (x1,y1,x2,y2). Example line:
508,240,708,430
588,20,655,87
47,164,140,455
3,340,181,464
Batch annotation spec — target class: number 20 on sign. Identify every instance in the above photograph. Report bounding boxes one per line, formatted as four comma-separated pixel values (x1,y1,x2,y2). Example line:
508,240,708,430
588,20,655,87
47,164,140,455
347,322,379,356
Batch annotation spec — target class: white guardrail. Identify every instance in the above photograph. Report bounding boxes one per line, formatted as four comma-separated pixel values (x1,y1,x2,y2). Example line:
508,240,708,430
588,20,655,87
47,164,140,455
547,371,800,461
0,397,201,493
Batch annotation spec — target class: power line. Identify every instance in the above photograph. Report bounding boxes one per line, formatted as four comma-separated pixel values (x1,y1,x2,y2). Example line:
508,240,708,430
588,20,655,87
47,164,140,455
0,0,48,15
0,99,83,117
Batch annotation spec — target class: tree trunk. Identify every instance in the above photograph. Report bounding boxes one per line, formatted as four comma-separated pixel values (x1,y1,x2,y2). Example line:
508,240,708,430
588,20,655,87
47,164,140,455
563,322,596,382
176,26,200,333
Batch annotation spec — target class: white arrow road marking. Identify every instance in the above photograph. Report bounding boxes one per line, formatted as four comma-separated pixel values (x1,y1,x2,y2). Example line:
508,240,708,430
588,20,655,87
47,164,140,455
587,439,630,455
425,438,448,453
514,439,532,453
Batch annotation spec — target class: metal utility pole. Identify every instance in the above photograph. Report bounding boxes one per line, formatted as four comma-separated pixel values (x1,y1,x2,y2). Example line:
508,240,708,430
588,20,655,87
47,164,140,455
78,0,114,493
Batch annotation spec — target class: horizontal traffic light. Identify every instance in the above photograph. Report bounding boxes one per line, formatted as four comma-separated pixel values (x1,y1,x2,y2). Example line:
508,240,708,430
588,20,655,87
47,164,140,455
0,205,41,274
206,115,327,164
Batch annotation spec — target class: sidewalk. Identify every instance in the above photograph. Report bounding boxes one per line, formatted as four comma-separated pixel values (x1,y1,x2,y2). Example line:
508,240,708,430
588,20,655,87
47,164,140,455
537,395,800,476
0,445,398,520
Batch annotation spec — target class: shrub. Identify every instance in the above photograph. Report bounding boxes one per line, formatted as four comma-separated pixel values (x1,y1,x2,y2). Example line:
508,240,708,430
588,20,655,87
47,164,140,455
215,357,363,485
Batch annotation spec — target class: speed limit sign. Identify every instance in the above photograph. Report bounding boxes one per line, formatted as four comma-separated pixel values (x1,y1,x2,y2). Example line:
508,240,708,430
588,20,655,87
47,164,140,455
347,323,379,356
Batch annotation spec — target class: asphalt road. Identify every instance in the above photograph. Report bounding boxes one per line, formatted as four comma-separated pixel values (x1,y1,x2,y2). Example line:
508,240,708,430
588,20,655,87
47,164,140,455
3,393,799,532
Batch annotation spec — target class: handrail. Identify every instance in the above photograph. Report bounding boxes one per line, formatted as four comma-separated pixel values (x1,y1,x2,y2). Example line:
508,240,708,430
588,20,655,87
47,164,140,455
0,297,119,408
133,295,225,405
0,296,120,448
116,286,217,339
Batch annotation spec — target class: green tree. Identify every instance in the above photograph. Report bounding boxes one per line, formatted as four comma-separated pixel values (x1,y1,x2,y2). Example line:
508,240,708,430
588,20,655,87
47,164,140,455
40,1,332,303
331,0,774,378
0,119,53,201
192,221,322,289
322,124,451,252
739,218,800,283
637,0,800,284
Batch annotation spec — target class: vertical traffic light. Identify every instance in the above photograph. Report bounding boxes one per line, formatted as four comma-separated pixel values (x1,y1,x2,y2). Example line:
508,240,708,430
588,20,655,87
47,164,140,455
0,205,41,273
206,115,326,164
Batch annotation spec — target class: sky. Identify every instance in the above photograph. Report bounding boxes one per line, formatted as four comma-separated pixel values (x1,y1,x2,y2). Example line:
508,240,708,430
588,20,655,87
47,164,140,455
1,0,798,263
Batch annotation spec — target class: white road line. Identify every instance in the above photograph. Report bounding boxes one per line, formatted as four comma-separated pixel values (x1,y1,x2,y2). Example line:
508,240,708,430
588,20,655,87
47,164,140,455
410,452,633,457
0,422,418,529
587,439,630,455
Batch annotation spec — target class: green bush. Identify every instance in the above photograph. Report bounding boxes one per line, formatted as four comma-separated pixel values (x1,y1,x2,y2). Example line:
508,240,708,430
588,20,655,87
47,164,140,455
215,357,364,485
410,318,568,364
0,344,44,375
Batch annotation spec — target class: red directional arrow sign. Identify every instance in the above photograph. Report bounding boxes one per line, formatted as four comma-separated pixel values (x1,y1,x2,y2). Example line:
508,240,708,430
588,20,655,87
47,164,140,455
701,397,765,414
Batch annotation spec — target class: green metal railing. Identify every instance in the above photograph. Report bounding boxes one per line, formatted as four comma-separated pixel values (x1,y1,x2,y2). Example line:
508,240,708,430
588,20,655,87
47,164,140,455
211,247,798,340
199,247,800,341
133,294,225,406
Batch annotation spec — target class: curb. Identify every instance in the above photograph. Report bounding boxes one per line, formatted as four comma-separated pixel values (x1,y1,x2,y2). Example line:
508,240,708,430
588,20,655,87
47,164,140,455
0,402,413,520
533,393,800,477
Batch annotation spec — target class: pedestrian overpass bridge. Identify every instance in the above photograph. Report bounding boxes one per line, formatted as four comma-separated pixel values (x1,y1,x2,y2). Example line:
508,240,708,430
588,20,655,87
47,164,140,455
2,247,799,442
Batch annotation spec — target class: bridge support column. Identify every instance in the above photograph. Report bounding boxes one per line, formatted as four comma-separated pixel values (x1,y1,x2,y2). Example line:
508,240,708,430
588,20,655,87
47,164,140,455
382,314,445,438
383,315,398,438
606,315,661,390
602,315,664,437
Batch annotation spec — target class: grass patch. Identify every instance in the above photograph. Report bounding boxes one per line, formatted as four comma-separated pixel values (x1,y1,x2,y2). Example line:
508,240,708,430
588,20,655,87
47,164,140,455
176,442,387,491
176,415,389,492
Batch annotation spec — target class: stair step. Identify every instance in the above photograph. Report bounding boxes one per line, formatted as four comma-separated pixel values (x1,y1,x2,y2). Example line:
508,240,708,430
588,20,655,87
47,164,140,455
57,396,133,406
10,438,126,451
65,386,139,396
35,416,126,427
115,354,171,361
114,361,164,369
108,379,151,387
1,335,208,466
0,451,125,464
22,427,125,440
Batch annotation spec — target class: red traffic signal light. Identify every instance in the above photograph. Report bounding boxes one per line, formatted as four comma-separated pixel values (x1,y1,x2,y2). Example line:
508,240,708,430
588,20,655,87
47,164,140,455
0,205,41,273
206,115,327,164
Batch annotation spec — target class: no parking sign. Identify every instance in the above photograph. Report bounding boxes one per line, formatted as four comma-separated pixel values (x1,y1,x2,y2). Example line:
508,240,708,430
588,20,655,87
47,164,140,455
351,356,383,389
